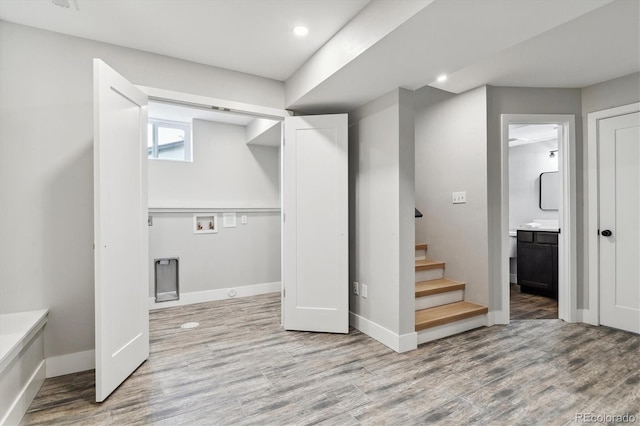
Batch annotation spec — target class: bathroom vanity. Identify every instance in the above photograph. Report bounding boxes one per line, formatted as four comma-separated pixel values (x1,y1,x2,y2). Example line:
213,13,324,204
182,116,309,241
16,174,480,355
517,229,558,298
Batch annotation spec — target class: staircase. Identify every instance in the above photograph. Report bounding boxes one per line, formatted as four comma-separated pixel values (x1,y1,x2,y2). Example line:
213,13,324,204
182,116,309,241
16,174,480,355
414,243,488,344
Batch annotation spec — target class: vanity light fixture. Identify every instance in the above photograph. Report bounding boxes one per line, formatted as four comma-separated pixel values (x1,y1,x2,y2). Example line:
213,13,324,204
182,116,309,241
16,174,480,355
437,74,448,83
293,26,309,37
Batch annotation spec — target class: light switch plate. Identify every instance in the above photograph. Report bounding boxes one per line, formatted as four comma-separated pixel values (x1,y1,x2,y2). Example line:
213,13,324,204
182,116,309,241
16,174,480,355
241,215,248,224
361,284,368,298
353,281,359,295
452,191,467,204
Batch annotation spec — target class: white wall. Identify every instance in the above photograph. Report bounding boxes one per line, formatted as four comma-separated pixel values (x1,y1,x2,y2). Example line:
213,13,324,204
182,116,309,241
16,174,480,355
0,21,284,363
509,140,559,229
149,212,280,297
349,88,415,349
414,85,489,306
149,120,279,208
148,119,281,300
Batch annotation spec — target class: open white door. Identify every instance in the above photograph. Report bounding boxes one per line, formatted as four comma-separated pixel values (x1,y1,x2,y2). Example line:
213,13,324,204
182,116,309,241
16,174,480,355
94,59,149,402
599,111,640,334
283,114,348,333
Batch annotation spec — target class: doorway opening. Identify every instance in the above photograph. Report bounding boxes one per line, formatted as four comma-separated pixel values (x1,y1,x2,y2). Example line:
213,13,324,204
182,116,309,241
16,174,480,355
499,114,577,324
144,97,284,312
507,123,559,320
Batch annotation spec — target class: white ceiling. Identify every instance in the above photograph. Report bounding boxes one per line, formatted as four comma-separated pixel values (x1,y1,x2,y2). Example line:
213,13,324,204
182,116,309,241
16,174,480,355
0,0,369,81
1,0,638,113
508,124,559,148
429,0,640,94
287,0,639,112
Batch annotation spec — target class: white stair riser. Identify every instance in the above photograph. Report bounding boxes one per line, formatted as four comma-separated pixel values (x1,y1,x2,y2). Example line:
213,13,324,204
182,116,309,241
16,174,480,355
415,290,464,310
415,248,427,261
417,314,488,345
415,268,444,281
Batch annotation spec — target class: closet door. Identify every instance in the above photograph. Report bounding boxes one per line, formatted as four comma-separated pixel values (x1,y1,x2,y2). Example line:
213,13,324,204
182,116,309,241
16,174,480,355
282,114,349,333
93,59,149,402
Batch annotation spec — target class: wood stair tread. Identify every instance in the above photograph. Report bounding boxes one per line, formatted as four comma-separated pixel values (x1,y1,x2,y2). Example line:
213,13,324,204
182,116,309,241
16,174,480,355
415,243,428,251
415,259,445,271
415,279,465,297
415,301,488,331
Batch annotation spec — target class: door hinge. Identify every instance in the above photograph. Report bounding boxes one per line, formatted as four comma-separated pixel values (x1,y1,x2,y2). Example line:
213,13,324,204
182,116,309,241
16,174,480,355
283,288,286,298
148,215,153,226
283,213,285,222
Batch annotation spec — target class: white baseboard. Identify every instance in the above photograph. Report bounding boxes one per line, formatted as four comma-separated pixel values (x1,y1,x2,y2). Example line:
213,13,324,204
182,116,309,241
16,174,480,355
149,281,281,310
349,312,417,353
577,308,598,326
491,310,509,325
417,314,487,345
46,350,95,378
2,360,45,426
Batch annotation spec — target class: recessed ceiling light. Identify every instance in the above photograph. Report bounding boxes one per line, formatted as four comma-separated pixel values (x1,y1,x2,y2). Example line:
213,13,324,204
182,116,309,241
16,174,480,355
437,74,448,83
293,26,309,37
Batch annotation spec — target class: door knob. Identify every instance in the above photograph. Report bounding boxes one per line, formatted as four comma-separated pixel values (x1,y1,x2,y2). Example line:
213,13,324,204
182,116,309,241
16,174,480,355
601,229,612,237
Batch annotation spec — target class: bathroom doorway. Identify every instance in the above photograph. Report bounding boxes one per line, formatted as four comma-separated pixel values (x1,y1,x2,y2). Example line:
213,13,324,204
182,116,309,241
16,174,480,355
499,114,577,323
507,124,559,319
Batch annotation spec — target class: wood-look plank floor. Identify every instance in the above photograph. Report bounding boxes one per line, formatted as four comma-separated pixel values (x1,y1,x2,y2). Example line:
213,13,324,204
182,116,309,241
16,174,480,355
510,284,559,320
23,293,639,425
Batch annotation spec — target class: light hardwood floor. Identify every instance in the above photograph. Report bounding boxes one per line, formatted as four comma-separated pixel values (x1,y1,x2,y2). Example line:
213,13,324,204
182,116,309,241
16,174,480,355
22,293,639,425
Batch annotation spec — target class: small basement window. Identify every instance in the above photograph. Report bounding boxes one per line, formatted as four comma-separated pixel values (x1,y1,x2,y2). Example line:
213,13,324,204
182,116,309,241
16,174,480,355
148,119,192,161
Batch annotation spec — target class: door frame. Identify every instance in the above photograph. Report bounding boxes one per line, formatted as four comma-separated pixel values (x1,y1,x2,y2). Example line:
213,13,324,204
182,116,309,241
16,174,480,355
498,114,577,324
135,86,290,322
585,102,640,325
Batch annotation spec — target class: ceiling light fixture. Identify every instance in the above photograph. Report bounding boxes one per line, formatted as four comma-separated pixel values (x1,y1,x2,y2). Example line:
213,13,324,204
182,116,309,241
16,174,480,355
293,26,309,37
437,74,448,83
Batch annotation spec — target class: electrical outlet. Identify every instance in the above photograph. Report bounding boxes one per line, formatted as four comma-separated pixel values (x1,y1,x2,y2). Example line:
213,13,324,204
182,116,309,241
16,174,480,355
452,191,467,204
361,284,368,298
353,281,359,295
241,215,248,224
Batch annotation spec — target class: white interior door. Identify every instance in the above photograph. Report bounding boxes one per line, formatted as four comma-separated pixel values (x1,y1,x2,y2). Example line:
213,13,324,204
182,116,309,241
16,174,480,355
283,114,348,333
94,59,149,401
599,111,640,334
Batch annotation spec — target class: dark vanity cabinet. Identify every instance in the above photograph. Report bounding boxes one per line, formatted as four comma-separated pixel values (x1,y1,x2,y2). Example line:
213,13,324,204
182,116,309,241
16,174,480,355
517,230,558,298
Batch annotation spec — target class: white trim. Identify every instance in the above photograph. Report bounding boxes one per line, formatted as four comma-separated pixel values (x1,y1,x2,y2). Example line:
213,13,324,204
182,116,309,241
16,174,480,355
1,360,45,426
500,114,577,323
349,312,417,353
586,102,640,326
149,207,281,213
487,310,506,325
417,314,488,345
149,282,281,310
509,273,517,284
137,86,291,121
46,350,95,378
